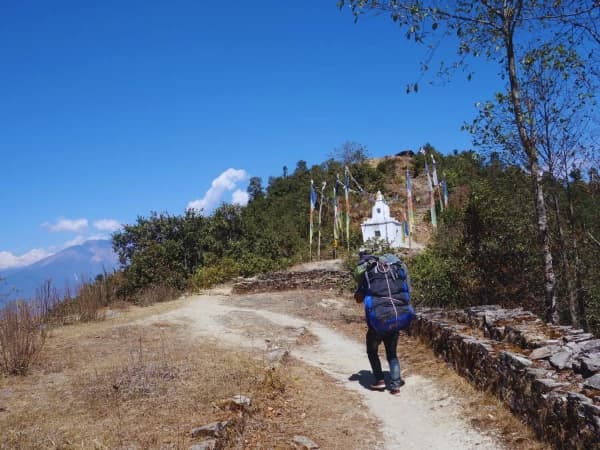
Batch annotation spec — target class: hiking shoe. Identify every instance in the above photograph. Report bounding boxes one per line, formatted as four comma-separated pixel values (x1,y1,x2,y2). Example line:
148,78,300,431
370,379,386,391
390,388,401,396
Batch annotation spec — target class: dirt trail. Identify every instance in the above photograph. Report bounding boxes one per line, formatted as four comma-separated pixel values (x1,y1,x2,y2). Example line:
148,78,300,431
145,293,504,450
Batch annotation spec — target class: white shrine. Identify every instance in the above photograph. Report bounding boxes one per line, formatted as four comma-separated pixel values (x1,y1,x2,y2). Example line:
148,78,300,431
361,191,407,248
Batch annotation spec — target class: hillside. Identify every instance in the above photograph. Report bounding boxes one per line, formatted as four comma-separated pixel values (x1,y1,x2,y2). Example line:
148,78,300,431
353,154,436,250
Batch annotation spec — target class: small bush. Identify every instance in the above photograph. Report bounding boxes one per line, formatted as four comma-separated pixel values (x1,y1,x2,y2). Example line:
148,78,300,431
134,284,180,306
237,254,280,277
72,281,106,322
189,257,241,290
410,250,462,307
0,301,47,375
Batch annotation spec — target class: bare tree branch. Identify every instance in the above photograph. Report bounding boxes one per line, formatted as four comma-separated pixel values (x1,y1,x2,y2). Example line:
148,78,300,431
588,232,600,248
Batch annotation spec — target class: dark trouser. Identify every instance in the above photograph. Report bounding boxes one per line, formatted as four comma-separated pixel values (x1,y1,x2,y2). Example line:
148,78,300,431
366,327,402,389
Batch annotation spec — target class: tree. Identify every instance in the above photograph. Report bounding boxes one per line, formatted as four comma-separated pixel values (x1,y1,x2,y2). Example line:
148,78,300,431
246,176,264,202
469,42,597,328
339,0,600,323
330,141,369,166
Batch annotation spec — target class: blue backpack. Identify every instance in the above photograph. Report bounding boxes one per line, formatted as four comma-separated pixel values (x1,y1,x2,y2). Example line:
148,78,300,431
359,254,414,334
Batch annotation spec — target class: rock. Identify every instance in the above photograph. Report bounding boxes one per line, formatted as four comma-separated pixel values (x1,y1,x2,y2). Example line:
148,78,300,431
583,374,600,390
191,421,229,438
189,439,217,450
564,333,595,343
292,435,320,449
523,333,554,348
231,394,252,408
567,392,593,404
580,339,600,353
294,326,308,336
500,352,532,370
233,269,351,294
566,341,582,352
533,378,569,393
410,305,600,449
526,368,550,379
579,353,600,377
266,348,289,366
529,345,563,360
549,351,574,370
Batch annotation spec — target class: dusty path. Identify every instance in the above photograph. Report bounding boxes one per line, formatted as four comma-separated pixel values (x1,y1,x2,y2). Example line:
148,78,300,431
146,293,505,450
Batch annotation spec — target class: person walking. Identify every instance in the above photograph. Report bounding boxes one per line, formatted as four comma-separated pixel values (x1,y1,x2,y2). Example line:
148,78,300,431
354,251,412,396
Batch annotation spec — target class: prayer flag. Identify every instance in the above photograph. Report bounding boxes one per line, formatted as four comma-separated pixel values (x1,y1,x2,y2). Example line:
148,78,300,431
424,157,433,192
317,181,326,260
344,167,350,252
309,180,316,259
431,155,439,187
442,180,449,208
406,169,415,232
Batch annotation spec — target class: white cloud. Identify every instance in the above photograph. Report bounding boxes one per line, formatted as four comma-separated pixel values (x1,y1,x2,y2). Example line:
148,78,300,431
61,235,88,248
93,219,121,232
42,217,89,233
231,189,249,206
0,248,53,270
61,234,108,249
187,168,248,213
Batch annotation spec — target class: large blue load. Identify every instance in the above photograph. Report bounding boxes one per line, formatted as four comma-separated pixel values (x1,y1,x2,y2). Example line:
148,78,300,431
355,253,415,334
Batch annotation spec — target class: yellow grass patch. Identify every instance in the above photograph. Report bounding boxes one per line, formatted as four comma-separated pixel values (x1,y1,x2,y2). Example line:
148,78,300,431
0,301,378,449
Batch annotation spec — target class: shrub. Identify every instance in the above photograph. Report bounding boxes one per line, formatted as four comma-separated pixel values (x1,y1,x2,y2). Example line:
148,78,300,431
134,284,181,306
237,253,281,277
189,258,241,290
409,251,462,307
0,301,46,375
73,281,106,322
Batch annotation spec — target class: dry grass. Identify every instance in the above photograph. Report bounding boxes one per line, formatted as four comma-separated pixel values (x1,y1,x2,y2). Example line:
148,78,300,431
0,300,379,449
229,290,550,450
397,337,550,450
0,301,46,376
0,287,550,449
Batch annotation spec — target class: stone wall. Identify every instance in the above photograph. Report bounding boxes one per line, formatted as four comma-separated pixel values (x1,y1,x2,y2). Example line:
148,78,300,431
232,269,599,448
232,269,352,294
411,306,600,449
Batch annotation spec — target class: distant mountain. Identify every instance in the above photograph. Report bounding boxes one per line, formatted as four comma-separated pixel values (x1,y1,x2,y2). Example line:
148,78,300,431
0,239,119,306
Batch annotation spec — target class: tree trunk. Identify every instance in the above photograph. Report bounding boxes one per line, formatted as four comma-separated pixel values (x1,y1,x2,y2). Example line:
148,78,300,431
504,16,558,323
565,183,588,330
552,192,578,325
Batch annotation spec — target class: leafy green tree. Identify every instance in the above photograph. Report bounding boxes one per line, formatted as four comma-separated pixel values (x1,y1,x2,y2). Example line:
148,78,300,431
339,0,600,323
411,152,542,313
246,176,264,202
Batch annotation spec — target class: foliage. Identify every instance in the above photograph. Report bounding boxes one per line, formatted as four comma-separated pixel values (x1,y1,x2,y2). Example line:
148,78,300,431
410,250,461,307
408,149,600,331
339,0,600,323
108,151,378,292
189,257,241,290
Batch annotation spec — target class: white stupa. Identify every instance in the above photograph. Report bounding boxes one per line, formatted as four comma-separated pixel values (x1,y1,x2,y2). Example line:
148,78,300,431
361,191,407,248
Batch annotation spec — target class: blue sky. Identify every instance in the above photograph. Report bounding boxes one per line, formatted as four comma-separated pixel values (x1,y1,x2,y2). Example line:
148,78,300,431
0,0,501,268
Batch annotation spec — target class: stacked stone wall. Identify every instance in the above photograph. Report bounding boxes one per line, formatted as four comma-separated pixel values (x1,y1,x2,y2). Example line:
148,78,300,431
232,270,351,294
411,306,600,449
233,269,599,448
